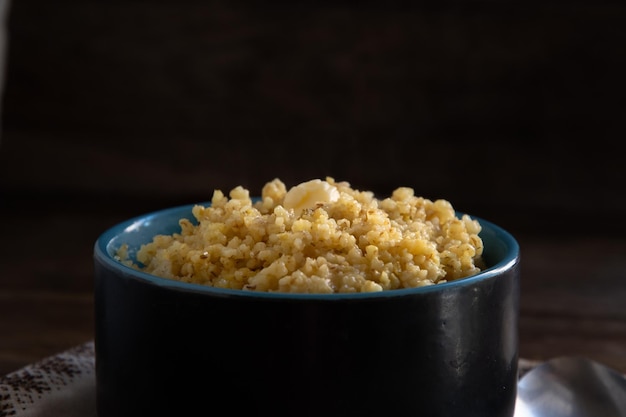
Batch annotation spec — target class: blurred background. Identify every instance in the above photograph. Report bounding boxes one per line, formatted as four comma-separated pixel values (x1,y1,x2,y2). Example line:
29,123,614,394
1,0,625,375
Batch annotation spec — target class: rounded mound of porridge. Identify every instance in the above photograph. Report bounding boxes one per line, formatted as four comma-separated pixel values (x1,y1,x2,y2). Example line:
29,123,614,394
116,177,484,293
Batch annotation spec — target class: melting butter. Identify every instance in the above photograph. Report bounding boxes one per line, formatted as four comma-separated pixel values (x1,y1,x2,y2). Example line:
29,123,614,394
283,179,340,216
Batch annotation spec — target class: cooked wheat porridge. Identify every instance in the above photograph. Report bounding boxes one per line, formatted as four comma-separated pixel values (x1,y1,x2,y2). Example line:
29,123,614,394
116,177,485,293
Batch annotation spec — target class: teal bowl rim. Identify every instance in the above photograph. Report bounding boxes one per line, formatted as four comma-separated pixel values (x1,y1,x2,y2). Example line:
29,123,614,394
94,202,520,300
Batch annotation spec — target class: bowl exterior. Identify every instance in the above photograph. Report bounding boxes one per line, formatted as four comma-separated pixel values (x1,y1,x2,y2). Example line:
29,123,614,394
93,205,520,417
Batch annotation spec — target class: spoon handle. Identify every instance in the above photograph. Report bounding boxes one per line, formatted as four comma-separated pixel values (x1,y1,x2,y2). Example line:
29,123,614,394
516,356,626,417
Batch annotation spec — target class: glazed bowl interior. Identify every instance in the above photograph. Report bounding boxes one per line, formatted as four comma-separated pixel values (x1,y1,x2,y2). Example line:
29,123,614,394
96,201,519,299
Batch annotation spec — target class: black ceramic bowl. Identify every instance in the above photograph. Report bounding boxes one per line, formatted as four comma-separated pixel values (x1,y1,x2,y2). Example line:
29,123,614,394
94,202,520,417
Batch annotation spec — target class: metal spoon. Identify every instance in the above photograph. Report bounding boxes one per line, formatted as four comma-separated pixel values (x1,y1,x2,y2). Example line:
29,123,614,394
515,356,626,417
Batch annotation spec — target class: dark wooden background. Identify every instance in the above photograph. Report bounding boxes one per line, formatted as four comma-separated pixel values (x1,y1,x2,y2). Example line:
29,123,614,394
1,0,625,376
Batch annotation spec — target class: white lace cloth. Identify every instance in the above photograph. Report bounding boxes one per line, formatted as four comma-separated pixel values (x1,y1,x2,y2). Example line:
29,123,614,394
0,341,539,417
0,341,96,417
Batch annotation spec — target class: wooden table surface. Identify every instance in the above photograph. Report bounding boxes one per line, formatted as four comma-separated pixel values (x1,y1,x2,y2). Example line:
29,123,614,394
1,191,625,377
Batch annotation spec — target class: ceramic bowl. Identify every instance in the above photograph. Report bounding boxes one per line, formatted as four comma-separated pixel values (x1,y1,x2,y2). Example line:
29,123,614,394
93,202,520,417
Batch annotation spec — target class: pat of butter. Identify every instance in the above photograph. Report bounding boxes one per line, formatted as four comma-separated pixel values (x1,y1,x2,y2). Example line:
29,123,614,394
283,179,340,216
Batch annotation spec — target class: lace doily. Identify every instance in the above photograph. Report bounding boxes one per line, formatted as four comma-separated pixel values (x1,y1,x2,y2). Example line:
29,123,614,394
0,341,95,417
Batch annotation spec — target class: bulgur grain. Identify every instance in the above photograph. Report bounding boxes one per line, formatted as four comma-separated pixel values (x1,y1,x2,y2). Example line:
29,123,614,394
117,177,484,293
